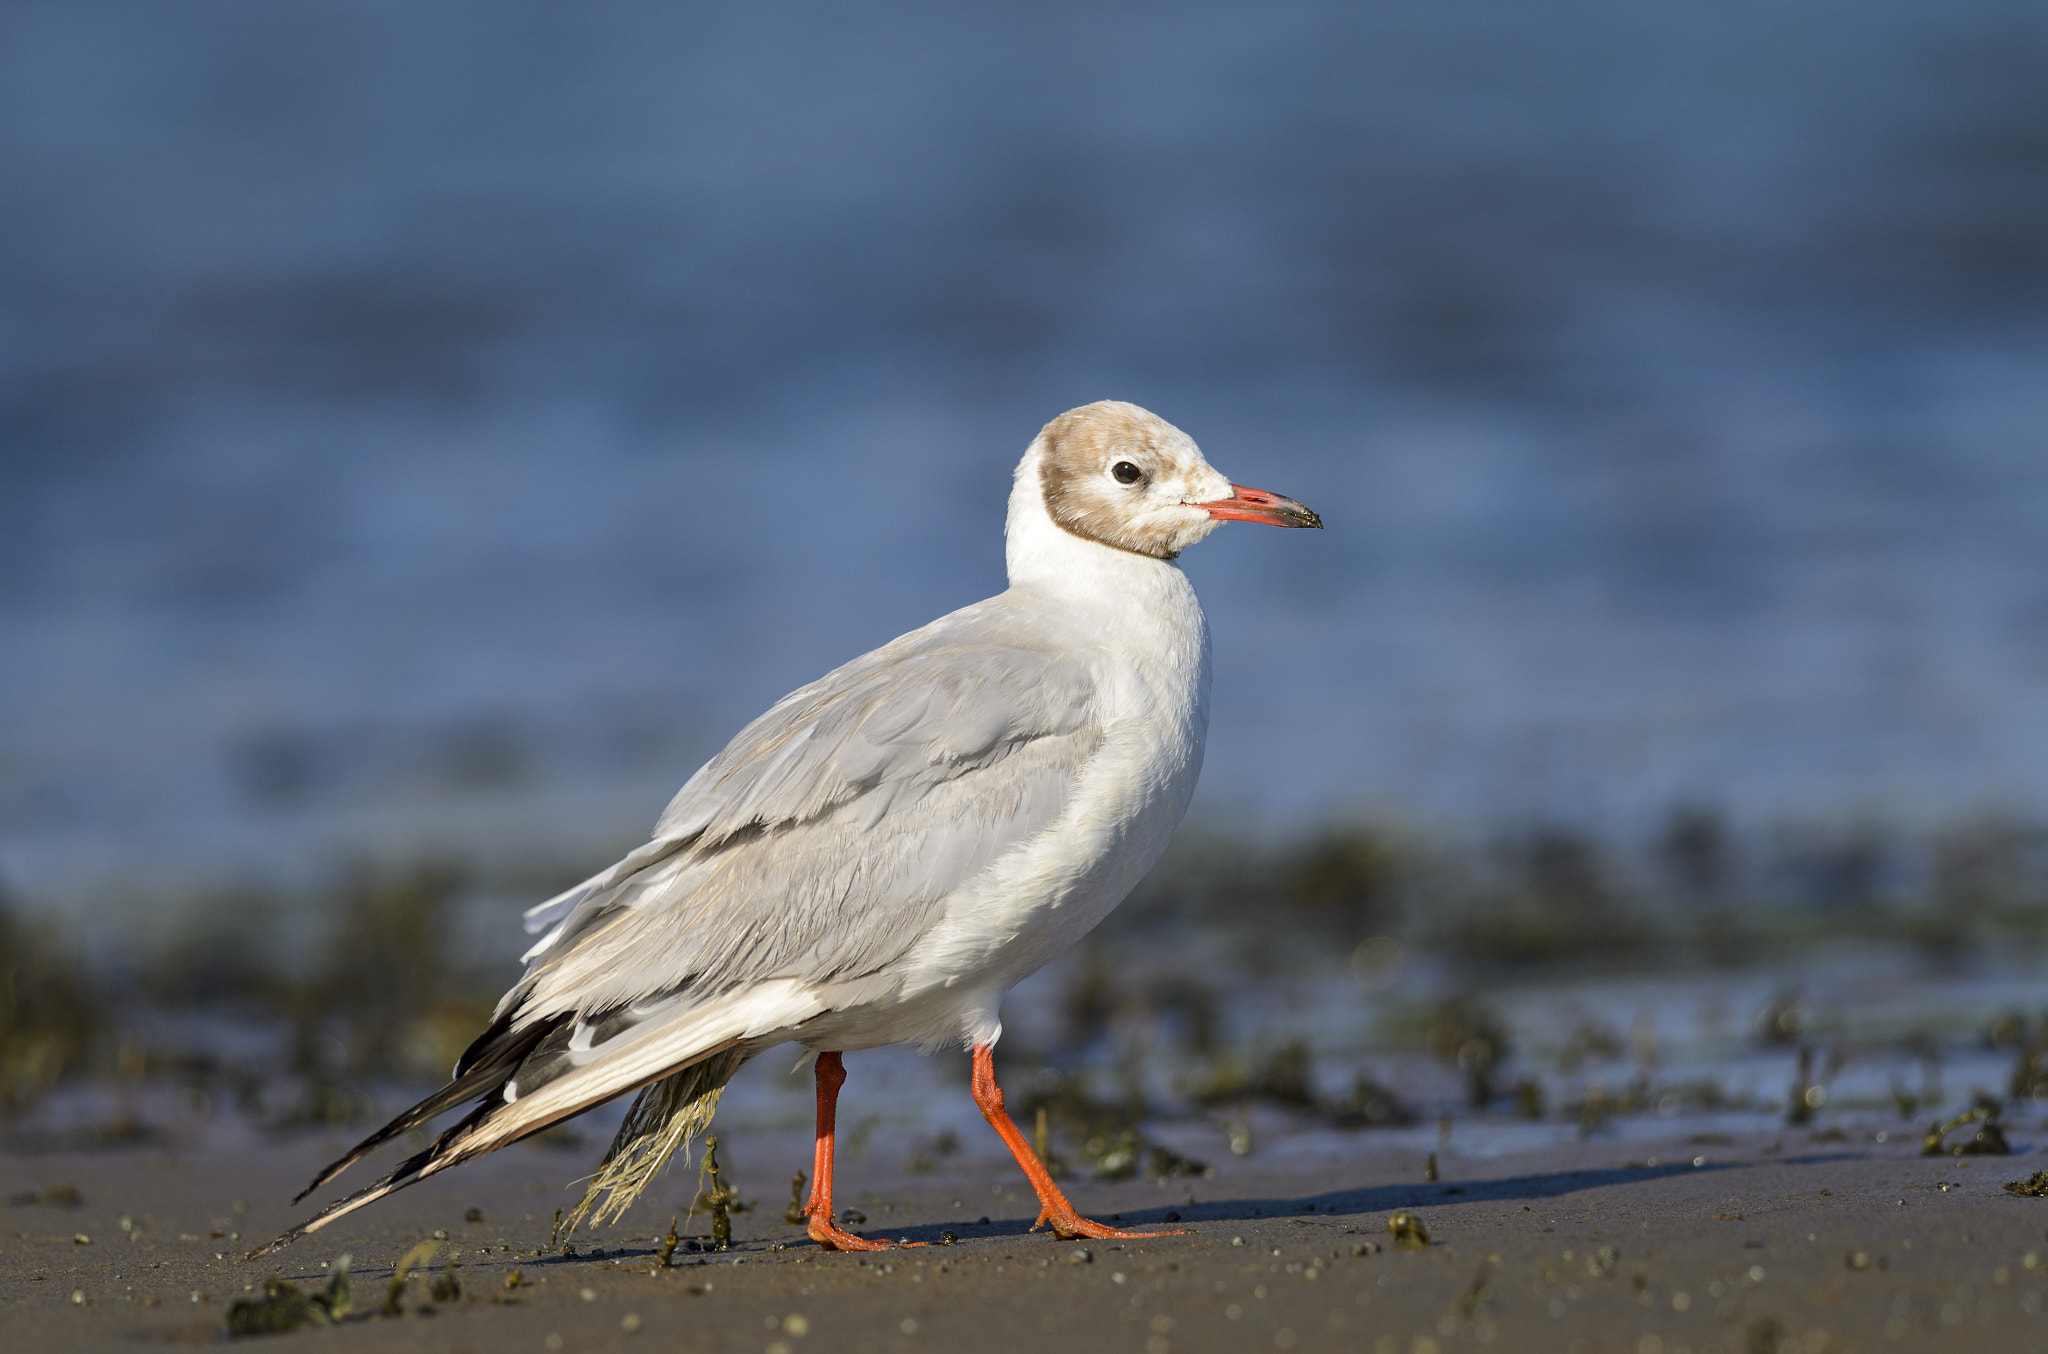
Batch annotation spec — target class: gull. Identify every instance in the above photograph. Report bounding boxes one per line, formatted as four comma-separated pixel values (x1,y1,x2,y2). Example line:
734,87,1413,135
253,400,1319,1257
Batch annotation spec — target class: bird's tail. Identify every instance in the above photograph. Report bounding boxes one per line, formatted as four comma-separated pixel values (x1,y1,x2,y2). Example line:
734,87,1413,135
250,978,826,1260
247,1031,746,1260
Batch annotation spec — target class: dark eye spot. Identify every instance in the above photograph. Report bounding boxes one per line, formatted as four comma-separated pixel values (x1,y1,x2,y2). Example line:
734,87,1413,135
1111,461,1143,485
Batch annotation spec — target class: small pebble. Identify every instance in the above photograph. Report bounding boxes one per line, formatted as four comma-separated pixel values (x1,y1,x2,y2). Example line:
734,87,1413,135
1068,1247,1092,1265
622,1313,641,1333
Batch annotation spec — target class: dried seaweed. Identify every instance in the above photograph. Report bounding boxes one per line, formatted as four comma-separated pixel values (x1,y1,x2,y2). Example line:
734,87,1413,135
226,1255,350,1336
382,1239,441,1316
691,1134,741,1250
427,1250,461,1304
783,1172,808,1226
1922,1098,2011,1156
656,1216,682,1267
2004,1171,2048,1197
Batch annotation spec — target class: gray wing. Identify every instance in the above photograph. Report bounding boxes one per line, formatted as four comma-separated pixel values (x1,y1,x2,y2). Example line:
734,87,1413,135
508,599,1100,1025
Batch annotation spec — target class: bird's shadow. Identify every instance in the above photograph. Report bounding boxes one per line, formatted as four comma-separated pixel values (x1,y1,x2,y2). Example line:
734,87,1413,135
865,1154,1871,1246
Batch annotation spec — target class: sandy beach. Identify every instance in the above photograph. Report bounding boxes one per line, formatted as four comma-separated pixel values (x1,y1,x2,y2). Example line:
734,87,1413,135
7,1122,2047,1353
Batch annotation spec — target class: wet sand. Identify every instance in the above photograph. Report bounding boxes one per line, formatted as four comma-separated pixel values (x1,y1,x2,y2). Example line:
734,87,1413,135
7,1127,2048,1353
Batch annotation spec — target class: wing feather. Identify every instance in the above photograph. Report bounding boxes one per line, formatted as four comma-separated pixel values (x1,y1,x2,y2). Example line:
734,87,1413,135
510,599,1097,1030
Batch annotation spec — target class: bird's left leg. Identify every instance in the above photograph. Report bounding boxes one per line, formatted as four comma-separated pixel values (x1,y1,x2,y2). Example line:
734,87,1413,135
969,1043,1189,1241
804,1052,916,1252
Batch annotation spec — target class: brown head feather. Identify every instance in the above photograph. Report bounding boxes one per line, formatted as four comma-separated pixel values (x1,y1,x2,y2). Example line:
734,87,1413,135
1035,401,1226,559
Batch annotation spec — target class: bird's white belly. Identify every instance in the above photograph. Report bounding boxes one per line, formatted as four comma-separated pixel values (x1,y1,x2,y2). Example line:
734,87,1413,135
792,685,1205,1054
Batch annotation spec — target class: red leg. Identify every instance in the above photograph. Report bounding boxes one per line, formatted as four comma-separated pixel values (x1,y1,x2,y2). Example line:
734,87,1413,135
970,1044,1189,1241
804,1052,917,1252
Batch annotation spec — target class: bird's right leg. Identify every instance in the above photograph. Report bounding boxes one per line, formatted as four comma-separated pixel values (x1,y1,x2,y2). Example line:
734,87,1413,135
970,1043,1188,1240
803,1052,895,1252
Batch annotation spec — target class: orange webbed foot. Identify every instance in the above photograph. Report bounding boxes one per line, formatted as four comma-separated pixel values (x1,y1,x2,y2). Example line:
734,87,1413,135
807,1217,892,1251
807,1217,927,1251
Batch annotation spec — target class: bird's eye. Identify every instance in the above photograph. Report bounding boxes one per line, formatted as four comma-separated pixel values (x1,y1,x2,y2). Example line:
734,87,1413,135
1111,461,1143,485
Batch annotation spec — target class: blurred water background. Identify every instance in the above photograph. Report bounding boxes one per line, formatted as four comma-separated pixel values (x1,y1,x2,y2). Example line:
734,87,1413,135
5,2,2048,1175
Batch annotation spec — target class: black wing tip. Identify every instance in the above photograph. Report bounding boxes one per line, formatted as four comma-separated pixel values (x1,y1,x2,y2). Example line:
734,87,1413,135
286,1016,555,1201
293,1154,357,1204
244,1228,302,1261
289,1150,363,1205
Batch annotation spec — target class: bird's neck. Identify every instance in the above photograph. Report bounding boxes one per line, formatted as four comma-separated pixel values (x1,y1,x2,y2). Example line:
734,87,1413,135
1002,455,1207,661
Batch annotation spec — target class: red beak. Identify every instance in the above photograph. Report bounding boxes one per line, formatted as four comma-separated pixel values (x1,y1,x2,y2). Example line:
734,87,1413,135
1189,483,1323,529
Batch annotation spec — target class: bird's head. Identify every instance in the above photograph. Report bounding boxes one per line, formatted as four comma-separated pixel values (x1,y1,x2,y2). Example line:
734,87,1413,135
1032,401,1321,560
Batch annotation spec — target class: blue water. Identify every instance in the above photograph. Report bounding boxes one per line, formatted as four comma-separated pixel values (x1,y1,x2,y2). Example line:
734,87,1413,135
4,1,2048,909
